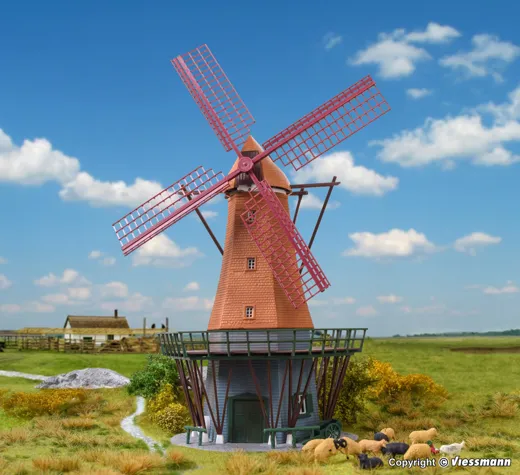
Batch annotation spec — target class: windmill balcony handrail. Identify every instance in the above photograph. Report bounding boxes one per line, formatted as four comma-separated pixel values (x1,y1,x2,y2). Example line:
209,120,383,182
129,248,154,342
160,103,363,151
158,328,367,360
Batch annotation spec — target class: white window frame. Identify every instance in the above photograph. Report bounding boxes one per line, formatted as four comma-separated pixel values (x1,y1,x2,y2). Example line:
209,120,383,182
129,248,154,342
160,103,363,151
247,257,256,270
297,394,307,415
245,306,254,318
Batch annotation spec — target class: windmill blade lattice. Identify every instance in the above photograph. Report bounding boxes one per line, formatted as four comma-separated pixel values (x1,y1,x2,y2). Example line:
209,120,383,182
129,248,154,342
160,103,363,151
112,166,229,256
172,44,255,155
262,75,389,171
240,177,330,308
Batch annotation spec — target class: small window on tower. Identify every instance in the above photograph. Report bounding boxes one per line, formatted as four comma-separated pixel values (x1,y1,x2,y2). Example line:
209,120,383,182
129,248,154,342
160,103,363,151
245,306,254,319
247,257,256,270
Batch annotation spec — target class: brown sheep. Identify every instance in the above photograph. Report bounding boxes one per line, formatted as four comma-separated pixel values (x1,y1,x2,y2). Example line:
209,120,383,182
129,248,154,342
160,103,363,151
302,438,325,452
358,439,387,454
341,436,362,458
403,443,432,460
380,427,396,439
313,438,348,462
409,428,438,444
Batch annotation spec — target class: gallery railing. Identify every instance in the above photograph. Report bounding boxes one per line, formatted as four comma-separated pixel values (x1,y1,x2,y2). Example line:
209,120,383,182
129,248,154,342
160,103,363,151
158,328,367,360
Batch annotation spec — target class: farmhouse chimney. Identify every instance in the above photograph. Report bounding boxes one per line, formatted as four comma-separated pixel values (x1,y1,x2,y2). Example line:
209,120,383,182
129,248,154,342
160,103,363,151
114,309,118,318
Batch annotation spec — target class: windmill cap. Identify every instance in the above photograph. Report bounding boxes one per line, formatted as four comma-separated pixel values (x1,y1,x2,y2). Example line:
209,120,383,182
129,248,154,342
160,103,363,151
227,135,292,192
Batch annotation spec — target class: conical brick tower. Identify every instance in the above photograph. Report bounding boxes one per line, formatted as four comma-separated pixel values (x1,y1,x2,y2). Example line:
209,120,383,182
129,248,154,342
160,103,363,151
208,136,313,330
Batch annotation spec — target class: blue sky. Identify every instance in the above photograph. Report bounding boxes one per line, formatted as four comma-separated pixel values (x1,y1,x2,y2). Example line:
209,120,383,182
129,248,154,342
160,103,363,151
1,0,519,336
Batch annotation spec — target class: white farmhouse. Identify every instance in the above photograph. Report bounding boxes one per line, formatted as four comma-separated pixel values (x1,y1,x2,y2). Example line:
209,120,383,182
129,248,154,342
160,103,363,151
63,309,130,345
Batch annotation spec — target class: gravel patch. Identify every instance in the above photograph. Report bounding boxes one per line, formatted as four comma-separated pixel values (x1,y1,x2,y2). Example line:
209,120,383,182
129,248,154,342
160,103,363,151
0,370,47,381
36,368,130,389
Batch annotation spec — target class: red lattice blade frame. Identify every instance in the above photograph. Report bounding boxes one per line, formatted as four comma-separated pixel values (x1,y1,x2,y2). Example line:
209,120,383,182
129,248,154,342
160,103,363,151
172,44,255,155
112,166,229,256
240,178,330,308
261,75,389,171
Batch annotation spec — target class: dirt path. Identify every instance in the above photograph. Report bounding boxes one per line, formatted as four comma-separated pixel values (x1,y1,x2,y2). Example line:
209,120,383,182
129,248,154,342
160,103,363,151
0,370,161,452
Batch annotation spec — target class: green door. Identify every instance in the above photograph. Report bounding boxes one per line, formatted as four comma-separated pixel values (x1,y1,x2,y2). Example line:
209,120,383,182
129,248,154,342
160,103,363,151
231,399,264,443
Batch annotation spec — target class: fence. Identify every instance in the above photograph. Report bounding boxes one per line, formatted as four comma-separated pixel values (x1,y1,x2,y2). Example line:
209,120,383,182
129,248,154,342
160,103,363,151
0,335,160,353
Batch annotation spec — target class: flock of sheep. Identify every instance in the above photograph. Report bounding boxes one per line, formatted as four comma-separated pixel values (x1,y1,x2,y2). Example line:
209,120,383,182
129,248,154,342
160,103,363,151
301,426,466,469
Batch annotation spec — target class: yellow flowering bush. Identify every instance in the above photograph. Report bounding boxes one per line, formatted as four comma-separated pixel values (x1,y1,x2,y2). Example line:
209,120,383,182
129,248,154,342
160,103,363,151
367,360,448,409
152,402,191,435
0,389,89,418
147,383,177,415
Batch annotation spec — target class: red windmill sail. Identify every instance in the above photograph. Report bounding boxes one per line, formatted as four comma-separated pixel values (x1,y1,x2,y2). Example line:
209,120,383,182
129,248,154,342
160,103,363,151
112,44,390,309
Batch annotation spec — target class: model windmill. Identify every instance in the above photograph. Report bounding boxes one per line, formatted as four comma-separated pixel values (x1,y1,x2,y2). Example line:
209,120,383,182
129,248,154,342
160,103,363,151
113,44,389,446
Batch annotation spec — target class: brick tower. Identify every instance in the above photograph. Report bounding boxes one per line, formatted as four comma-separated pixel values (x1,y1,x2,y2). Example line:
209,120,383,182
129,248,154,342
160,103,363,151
208,136,313,331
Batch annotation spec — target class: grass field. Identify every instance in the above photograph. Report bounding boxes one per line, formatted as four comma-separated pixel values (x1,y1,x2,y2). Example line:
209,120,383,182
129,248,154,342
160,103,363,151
0,336,518,474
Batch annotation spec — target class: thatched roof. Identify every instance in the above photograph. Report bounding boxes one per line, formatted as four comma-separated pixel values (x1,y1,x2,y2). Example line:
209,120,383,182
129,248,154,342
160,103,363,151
64,316,130,329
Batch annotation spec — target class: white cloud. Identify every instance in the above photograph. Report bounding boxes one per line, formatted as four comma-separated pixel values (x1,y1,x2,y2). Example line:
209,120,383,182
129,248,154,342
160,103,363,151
162,296,213,311
68,287,91,300
102,257,116,266
34,268,91,287
454,232,502,255
323,32,342,50
371,86,520,168
0,304,22,313
293,192,340,211
200,210,218,219
407,88,432,99
59,172,163,208
100,292,153,313
356,305,379,317
401,304,446,314
294,151,398,196
0,128,166,209
183,282,200,292
0,257,7,264
349,23,460,79
88,251,116,266
440,34,520,82
41,293,70,305
0,274,12,290
405,23,461,44
332,297,356,305
483,282,519,295
343,228,436,258
0,129,80,185
1,301,55,314
132,234,203,268
377,294,403,303
100,281,129,299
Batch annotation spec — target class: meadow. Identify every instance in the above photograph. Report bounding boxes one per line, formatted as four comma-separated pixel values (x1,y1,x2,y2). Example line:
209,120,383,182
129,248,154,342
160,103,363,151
0,336,518,474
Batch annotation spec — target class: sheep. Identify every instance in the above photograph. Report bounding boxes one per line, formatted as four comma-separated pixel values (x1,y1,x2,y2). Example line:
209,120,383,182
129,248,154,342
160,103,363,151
439,441,465,455
342,436,362,457
358,453,384,470
302,438,325,452
403,443,432,460
358,439,387,454
313,438,348,462
381,442,409,457
409,428,438,444
374,432,390,442
380,428,396,440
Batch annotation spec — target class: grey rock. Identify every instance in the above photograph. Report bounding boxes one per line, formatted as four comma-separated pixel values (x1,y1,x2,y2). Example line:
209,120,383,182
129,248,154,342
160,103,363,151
36,368,130,389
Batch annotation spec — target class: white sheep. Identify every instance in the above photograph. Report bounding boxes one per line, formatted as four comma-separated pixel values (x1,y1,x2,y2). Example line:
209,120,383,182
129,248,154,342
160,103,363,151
380,427,396,440
409,428,438,444
358,439,387,454
439,441,465,455
403,443,432,460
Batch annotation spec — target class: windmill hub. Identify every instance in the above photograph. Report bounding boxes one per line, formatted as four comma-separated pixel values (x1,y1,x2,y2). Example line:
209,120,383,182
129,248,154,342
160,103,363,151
237,156,254,172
